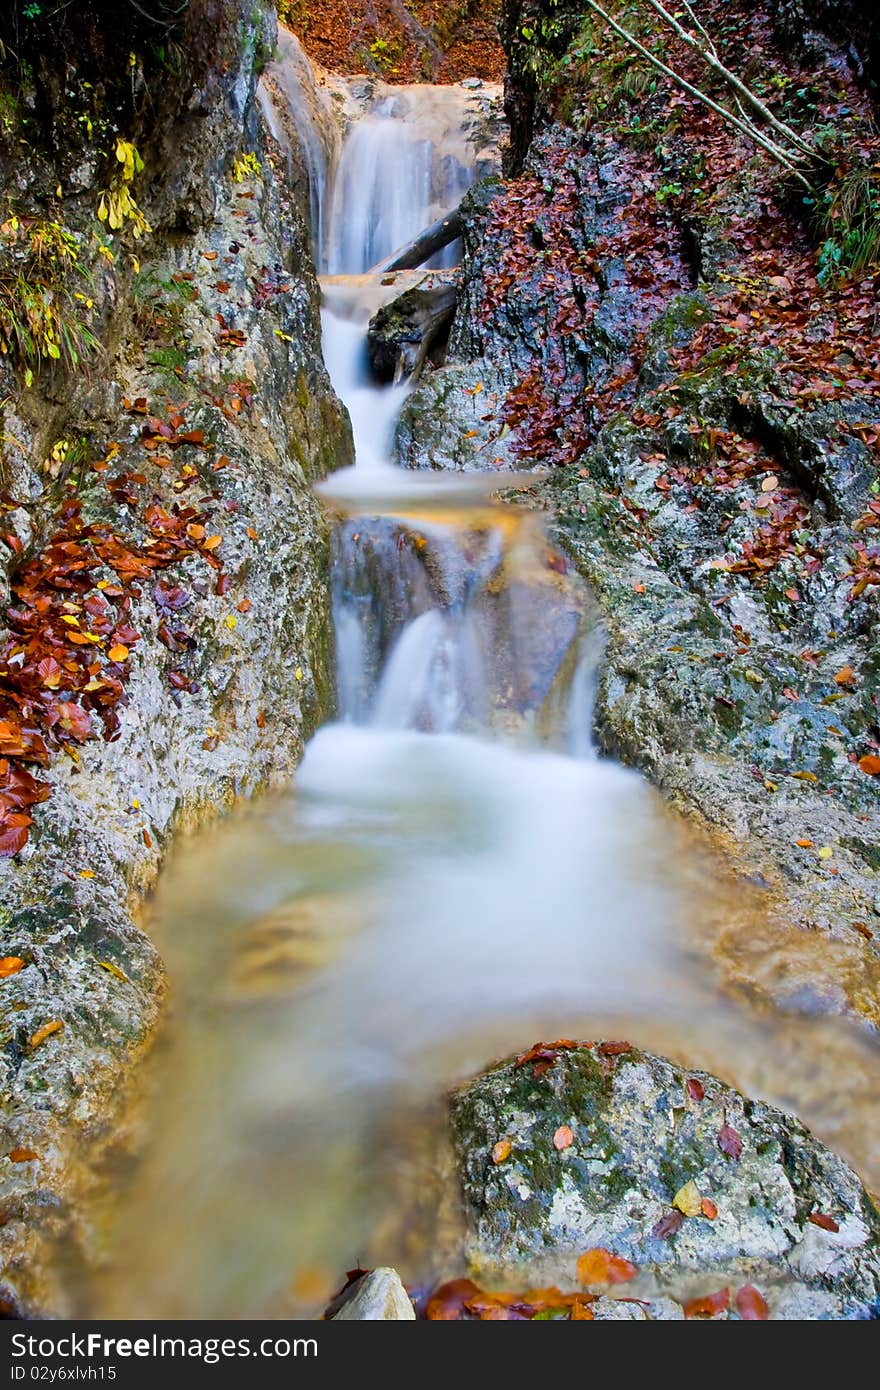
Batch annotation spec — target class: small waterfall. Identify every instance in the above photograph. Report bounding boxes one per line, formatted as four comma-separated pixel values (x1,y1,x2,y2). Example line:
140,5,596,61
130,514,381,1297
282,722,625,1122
325,90,480,273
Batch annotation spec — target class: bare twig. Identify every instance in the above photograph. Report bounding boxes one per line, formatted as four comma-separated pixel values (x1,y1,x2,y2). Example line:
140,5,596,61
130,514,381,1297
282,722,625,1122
580,0,814,189
642,0,815,159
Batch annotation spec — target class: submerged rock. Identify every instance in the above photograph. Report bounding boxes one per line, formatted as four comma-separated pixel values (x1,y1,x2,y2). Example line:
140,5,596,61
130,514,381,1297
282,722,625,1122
449,1043,880,1319
332,1268,415,1320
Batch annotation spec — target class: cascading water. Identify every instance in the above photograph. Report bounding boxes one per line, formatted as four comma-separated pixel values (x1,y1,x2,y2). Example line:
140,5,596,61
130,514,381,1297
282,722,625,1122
79,58,880,1322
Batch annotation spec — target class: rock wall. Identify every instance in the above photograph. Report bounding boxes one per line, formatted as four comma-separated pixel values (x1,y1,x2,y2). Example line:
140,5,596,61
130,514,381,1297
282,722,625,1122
0,2,350,1313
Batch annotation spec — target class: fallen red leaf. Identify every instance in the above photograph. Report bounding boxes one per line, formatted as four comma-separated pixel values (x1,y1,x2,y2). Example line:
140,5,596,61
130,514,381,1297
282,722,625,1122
553,1124,574,1151
808,1212,839,1232
735,1283,769,1320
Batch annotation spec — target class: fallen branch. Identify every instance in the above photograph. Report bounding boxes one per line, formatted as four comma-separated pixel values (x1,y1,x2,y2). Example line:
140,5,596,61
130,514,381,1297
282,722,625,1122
370,205,464,273
642,0,815,160
580,0,815,190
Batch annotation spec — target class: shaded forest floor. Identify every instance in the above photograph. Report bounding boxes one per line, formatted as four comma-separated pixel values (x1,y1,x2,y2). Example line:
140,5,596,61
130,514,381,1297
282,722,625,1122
283,0,506,81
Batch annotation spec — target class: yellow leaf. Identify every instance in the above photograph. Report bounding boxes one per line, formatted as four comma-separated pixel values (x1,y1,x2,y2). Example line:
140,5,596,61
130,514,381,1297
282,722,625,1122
224,614,237,630
817,846,833,860
673,1179,703,1217
97,960,129,983
29,1019,64,1050
79,869,96,879
294,667,304,681
791,770,818,783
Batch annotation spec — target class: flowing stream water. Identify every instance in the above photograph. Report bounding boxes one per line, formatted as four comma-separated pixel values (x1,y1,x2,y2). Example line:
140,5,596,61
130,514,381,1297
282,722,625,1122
76,63,880,1321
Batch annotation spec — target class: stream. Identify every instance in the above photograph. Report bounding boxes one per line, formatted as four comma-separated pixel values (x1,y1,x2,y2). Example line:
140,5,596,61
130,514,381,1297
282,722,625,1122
73,62,880,1321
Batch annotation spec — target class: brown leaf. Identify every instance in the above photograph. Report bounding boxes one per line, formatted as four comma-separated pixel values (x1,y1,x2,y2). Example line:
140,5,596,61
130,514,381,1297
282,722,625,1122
597,1040,632,1058
576,1247,637,1286
652,1210,684,1240
686,1077,705,1102
735,1283,769,1320
425,1279,482,1320
718,1124,743,1160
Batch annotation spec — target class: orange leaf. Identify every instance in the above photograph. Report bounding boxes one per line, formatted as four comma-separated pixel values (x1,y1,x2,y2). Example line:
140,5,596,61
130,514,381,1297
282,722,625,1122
203,535,222,551
701,1197,718,1220
108,644,129,663
29,1019,63,1049
0,956,25,979
576,1248,637,1286
834,666,855,686
491,1139,512,1165
683,1287,730,1319
808,1211,839,1232
795,838,813,848
7,1147,38,1162
571,1298,595,1320
858,754,880,776
735,1284,769,1320
553,1124,574,1151
425,1279,482,1320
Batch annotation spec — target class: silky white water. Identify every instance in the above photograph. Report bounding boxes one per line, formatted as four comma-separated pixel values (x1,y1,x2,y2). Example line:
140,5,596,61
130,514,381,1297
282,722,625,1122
81,67,880,1322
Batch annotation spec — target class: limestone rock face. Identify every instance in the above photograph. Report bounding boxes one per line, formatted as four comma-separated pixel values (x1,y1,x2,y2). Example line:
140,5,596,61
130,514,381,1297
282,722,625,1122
450,1043,880,1319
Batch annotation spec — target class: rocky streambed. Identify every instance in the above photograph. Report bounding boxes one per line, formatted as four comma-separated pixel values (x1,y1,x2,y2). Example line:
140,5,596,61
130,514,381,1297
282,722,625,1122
0,0,878,1323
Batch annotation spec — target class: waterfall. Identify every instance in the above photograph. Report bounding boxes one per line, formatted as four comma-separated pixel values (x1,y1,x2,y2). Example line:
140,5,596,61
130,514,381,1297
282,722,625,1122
325,89,480,273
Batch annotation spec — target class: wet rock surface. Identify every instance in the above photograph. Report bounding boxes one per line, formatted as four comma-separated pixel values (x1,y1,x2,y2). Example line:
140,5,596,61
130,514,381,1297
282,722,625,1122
450,1043,880,1319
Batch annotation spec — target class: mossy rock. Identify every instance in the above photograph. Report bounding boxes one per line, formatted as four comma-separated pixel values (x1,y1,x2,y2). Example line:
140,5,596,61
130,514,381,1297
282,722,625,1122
449,1042,880,1317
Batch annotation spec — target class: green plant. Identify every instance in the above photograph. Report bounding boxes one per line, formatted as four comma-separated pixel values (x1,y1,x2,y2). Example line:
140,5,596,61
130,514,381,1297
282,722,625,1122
367,35,403,73
0,215,99,382
817,162,880,282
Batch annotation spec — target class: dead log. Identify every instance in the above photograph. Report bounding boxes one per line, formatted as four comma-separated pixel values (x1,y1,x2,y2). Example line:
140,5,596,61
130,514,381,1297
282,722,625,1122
367,276,458,383
369,206,464,274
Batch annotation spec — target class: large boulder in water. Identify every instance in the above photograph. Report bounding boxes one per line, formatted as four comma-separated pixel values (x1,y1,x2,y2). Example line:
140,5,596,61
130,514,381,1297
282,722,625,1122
449,1042,880,1319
